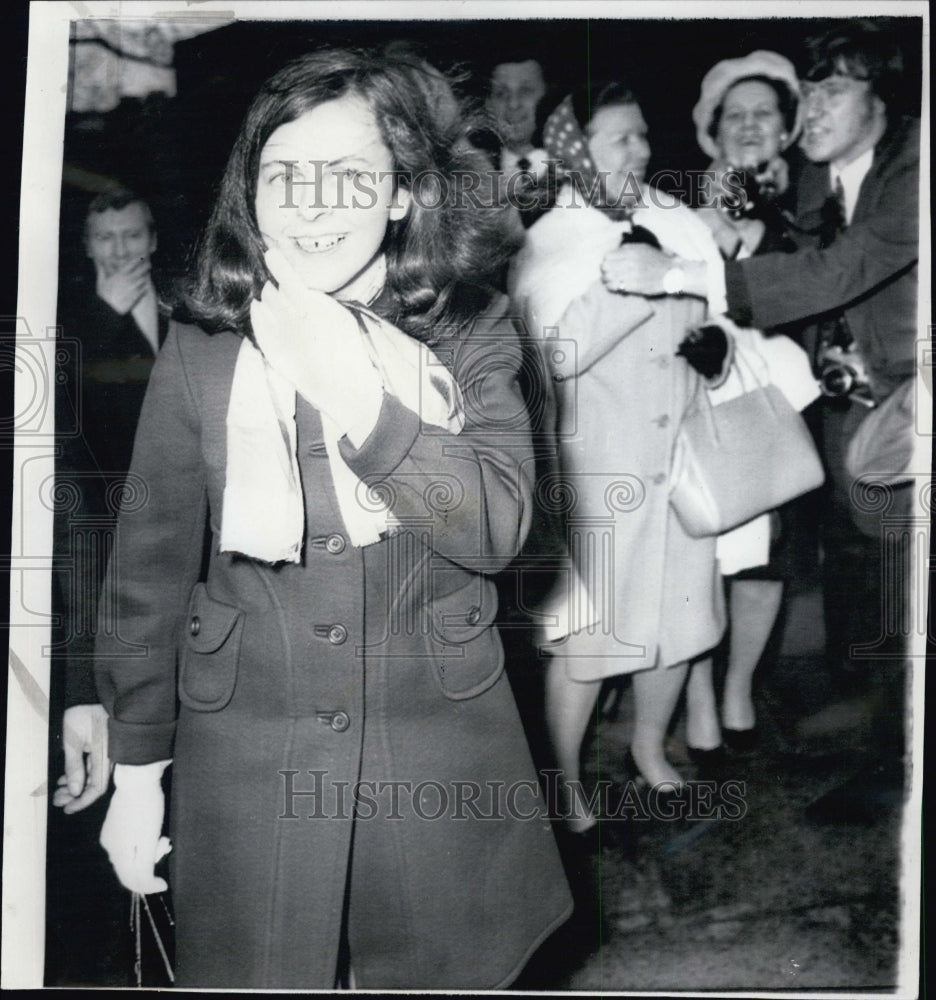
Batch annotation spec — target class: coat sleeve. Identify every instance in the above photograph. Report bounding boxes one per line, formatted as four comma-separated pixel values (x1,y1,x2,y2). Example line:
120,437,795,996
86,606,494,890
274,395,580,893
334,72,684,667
725,142,919,330
94,326,208,764
338,300,535,574
545,278,656,379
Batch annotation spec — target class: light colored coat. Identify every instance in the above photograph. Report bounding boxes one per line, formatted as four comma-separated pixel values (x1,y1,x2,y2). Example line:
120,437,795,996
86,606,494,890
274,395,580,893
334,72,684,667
509,188,727,679
95,295,572,989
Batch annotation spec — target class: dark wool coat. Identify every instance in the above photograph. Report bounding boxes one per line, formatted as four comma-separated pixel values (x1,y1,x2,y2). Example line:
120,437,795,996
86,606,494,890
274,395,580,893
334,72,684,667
94,295,573,989
55,286,169,707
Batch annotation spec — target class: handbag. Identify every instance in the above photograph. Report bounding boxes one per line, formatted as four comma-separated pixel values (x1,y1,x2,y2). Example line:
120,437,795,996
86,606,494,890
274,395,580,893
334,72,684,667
670,353,825,538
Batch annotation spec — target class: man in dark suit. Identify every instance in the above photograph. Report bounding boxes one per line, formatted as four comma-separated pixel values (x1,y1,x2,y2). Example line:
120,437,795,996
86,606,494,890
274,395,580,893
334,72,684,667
47,191,170,984
599,20,919,821
54,189,170,781
70,190,170,479
481,55,556,227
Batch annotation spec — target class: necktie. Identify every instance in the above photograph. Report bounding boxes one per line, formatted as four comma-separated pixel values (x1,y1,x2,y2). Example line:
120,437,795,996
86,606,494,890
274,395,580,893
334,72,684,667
517,156,532,172
819,175,847,249
816,175,856,369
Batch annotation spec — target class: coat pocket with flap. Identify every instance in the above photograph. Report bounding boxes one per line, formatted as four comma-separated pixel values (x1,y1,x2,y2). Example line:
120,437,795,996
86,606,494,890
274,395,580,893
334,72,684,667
178,583,244,711
428,576,504,700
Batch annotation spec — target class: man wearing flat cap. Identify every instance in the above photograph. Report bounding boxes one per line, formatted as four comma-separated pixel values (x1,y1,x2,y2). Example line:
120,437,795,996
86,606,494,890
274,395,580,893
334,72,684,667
602,19,920,822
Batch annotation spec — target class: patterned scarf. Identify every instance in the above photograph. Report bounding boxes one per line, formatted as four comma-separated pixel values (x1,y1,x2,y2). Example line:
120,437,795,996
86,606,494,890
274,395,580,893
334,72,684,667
543,95,660,243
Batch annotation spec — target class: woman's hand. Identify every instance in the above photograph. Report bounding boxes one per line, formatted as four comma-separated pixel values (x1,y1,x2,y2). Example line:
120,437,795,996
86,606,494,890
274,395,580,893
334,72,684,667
251,247,383,444
676,323,733,382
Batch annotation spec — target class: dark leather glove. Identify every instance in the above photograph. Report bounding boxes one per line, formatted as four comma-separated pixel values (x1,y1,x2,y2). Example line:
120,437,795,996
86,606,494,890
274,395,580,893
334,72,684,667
620,224,661,249
677,323,730,380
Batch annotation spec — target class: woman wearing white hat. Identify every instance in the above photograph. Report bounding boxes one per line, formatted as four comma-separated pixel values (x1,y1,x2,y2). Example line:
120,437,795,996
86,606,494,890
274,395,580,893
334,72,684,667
683,51,821,767
692,49,804,260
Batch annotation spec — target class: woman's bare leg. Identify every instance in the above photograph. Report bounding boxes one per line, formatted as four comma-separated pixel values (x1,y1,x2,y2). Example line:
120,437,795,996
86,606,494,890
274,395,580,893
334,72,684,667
685,656,722,751
545,650,602,832
630,661,689,788
721,579,784,731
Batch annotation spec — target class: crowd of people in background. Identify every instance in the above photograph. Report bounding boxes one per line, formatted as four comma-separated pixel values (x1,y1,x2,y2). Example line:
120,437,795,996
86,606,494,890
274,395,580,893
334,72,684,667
50,17,920,990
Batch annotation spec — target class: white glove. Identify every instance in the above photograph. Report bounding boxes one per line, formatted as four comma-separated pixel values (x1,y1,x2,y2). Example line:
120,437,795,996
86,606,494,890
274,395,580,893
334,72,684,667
100,759,172,894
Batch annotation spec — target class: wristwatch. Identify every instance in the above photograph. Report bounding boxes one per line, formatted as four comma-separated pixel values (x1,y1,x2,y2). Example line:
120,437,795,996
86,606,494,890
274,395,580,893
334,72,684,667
662,265,686,296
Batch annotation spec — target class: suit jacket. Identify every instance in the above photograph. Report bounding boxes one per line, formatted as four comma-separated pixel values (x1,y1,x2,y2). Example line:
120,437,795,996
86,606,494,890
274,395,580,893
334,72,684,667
725,117,920,402
54,283,169,707
94,297,572,988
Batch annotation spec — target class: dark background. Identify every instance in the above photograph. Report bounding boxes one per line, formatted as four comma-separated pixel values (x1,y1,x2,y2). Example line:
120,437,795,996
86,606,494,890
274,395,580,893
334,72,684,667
57,15,923,306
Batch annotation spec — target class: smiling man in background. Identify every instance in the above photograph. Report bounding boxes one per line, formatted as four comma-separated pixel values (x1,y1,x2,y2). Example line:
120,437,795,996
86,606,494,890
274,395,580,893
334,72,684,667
485,55,555,225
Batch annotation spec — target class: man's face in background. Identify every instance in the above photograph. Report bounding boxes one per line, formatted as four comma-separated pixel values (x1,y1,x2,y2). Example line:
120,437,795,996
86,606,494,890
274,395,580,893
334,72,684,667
801,69,887,166
85,202,156,279
487,60,546,152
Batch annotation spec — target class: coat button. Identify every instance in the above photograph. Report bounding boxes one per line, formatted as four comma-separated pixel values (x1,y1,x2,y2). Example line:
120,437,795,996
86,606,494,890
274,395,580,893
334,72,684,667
190,616,200,636
330,711,350,732
654,414,670,428
652,473,666,486
328,624,348,645
465,605,482,626
326,533,346,554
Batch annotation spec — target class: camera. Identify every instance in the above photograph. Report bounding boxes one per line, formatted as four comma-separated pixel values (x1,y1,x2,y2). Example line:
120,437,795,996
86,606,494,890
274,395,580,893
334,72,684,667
724,163,778,221
818,344,874,405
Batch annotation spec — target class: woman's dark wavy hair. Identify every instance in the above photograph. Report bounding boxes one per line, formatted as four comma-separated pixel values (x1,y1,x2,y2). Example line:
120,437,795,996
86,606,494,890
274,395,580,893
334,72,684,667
181,46,522,343
707,74,799,141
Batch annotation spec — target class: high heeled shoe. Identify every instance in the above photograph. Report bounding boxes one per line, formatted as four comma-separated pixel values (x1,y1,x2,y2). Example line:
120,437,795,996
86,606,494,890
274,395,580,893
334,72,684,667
723,726,759,754
624,748,687,792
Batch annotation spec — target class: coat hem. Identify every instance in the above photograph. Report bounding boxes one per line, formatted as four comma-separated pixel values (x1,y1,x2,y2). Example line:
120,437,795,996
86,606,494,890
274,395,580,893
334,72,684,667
489,898,576,990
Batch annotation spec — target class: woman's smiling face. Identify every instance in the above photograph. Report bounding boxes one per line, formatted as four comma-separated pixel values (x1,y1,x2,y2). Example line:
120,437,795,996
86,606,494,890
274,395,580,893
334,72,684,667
716,79,786,168
255,93,410,295
586,103,651,206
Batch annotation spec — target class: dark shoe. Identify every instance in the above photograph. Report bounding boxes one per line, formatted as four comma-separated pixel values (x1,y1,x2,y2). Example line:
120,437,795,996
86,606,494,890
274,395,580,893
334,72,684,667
564,821,602,854
623,748,646,788
686,744,728,780
723,726,759,754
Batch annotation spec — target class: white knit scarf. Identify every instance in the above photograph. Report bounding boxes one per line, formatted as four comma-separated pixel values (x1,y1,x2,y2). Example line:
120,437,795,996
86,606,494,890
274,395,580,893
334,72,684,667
221,298,465,563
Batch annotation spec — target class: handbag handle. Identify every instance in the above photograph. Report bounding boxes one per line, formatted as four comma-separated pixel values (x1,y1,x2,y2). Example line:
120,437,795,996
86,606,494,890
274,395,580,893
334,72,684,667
684,336,780,448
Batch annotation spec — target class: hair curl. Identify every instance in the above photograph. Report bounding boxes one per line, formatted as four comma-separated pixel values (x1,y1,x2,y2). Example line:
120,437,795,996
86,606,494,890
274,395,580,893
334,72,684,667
181,46,522,343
